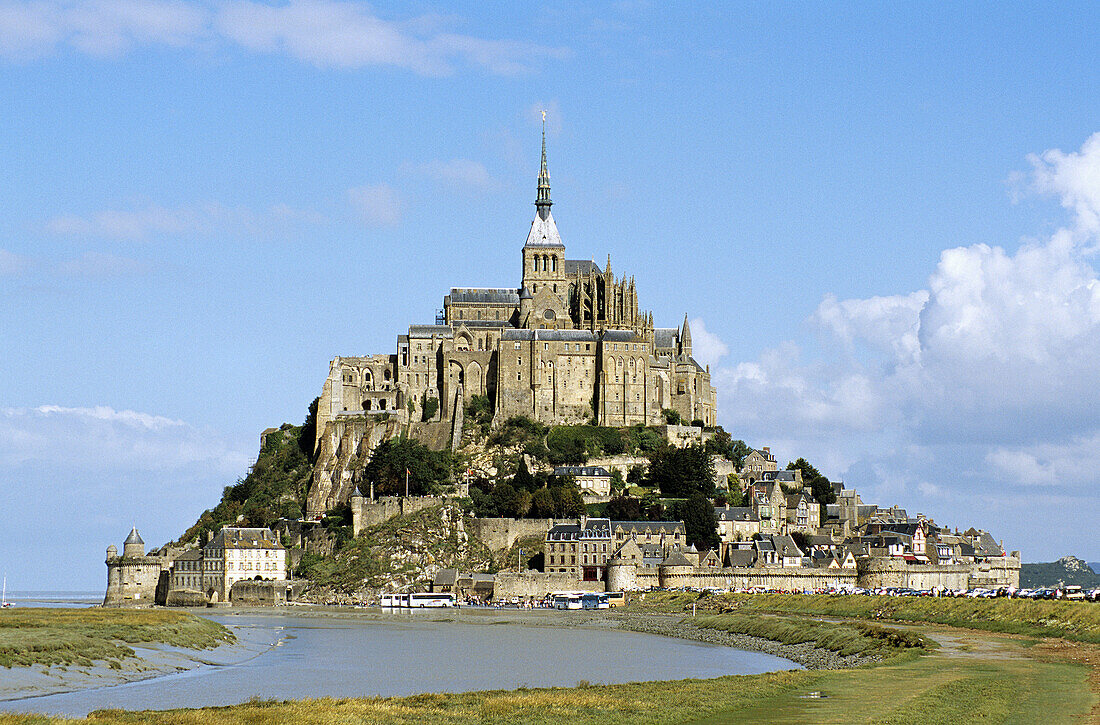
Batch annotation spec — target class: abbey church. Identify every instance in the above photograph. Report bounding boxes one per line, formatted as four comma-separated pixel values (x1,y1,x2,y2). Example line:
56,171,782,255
314,125,717,453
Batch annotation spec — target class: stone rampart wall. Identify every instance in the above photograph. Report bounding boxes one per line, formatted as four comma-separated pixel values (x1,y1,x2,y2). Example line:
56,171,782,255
351,495,444,536
230,579,304,605
493,571,604,600
610,564,857,592
856,556,1020,590
466,517,557,551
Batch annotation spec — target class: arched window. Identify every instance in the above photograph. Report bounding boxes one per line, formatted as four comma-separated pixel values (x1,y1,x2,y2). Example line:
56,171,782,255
551,256,557,272
533,255,540,272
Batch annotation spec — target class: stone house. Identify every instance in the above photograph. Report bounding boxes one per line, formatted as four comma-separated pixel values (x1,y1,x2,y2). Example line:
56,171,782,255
739,447,777,483
200,527,286,603
714,506,759,542
553,465,612,496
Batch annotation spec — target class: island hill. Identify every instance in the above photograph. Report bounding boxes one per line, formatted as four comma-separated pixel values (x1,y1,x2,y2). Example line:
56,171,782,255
105,130,1019,607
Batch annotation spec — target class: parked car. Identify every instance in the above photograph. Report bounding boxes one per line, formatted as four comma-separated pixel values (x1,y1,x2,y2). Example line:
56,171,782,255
1061,585,1086,601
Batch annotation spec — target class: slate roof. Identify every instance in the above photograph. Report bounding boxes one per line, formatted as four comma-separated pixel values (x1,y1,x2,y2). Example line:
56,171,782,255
205,527,284,550
409,325,453,337
714,506,757,522
448,288,520,305
125,527,144,545
653,328,679,349
564,259,602,276
524,209,565,248
728,549,756,567
547,518,612,541
602,329,639,342
611,520,685,535
173,548,202,562
772,534,805,558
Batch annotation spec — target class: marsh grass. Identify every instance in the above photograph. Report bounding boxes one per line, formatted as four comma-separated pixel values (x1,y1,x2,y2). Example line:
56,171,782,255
0,609,233,669
633,592,1100,643
692,613,935,657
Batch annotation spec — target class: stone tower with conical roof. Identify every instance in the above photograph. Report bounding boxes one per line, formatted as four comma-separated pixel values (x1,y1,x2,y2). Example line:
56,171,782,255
104,527,169,607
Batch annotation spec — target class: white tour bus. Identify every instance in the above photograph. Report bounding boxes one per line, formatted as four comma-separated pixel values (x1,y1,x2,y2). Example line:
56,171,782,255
551,592,585,610
407,592,457,608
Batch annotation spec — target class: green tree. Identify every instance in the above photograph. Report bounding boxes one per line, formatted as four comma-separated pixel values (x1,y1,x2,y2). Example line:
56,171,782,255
358,438,453,497
606,495,643,521
786,457,836,505
673,492,719,551
662,408,682,425
551,484,586,518
786,457,822,484
299,397,319,461
490,482,521,518
421,396,439,421
609,468,626,494
647,443,715,497
704,427,734,458
529,488,556,518
730,440,752,469
511,457,536,492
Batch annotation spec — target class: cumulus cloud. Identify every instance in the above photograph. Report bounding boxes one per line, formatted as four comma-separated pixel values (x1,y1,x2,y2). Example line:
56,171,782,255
1029,131,1100,244
43,201,324,241
708,133,1100,557
347,183,403,227
688,317,727,368
405,158,497,192
0,0,569,75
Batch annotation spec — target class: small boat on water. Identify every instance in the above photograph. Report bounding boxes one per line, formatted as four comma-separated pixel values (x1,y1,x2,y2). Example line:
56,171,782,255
2,576,13,608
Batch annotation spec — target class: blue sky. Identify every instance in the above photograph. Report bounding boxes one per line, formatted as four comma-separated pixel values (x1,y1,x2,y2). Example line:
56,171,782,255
2,2,1099,590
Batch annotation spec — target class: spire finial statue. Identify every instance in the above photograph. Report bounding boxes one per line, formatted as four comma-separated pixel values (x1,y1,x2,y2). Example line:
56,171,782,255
536,110,552,220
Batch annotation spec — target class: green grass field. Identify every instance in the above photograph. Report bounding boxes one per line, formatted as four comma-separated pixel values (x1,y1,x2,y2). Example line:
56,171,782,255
0,609,233,669
631,591,1100,644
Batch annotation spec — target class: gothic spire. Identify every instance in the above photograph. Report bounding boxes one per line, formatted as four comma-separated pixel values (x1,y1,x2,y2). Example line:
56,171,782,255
680,314,693,357
536,111,552,220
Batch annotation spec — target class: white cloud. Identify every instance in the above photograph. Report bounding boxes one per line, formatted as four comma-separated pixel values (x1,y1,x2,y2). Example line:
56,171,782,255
0,404,253,590
688,317,727,368
347,183,403,227
706,134,1100,557
406,158,497,191
0,405,250,474
0,0,206,59
1029,131,1100,244
43,201,324,241
0,1,570,74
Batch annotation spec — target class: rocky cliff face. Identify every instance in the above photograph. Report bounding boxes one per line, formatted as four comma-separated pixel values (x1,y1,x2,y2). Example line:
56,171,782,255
307,418,455,518
299,502,493,604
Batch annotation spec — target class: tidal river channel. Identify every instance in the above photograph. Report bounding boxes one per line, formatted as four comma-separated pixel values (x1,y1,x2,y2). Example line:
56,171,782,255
0,609,799,717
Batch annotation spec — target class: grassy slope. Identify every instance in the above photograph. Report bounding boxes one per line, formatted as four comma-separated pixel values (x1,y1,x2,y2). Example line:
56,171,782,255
0,610,233,669
633,591,1100,644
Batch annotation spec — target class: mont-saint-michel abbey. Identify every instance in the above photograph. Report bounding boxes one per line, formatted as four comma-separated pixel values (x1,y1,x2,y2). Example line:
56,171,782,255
310,127,716,515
